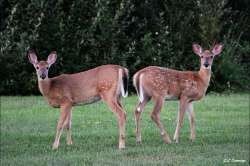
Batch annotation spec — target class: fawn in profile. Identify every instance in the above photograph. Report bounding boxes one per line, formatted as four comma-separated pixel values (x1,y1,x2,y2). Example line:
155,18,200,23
28,51,128,149
133,43,223,144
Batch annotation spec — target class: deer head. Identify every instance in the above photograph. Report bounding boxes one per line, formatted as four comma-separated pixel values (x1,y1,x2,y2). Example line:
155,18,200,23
192,44,223,70
27,50,57,80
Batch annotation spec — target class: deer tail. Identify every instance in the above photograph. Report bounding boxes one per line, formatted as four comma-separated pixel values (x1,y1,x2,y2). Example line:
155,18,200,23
118,68,128,98
133,72,144,103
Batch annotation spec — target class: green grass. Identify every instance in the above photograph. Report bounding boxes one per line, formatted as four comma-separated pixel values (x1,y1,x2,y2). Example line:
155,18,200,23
0,94,249,166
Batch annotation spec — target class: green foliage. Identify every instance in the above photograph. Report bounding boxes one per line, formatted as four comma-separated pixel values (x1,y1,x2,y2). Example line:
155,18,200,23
1,95,249,165
0,0,249,95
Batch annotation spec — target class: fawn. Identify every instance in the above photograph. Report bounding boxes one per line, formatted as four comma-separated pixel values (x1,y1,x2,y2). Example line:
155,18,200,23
133,44,223,144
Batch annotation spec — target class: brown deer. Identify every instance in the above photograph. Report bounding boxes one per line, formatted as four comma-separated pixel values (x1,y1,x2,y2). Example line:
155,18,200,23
27,51,128,149
133,44,223,144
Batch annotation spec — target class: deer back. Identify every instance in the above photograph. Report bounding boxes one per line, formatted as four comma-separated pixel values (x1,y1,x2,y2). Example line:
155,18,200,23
134,66,206,101
41,65,124,107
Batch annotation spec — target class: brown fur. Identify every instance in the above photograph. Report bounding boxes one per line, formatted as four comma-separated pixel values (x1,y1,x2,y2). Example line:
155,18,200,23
134,66,210,102
39,65,124,107
28,51,128,149
133,44,223,144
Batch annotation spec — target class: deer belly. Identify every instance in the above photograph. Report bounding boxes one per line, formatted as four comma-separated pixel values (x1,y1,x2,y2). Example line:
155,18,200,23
48,99,60,108
164,94,178,100
74,96,101,106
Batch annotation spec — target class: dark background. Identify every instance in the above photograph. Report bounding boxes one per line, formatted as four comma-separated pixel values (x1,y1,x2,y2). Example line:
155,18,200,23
0,0,249,95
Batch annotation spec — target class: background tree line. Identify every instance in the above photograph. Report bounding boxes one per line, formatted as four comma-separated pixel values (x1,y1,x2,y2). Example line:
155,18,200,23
0,0,249,95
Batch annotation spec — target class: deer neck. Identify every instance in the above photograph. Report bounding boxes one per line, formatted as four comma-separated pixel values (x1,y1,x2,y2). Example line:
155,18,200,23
198,67,211,90
38,79,51,96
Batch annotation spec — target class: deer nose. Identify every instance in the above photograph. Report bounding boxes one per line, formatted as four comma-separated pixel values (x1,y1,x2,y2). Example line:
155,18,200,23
40,74,46,79
204,63,209,68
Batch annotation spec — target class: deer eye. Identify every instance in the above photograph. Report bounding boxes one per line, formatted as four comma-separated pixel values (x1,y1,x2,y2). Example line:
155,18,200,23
46,67,49,70
36,66,39,70
201,56,204,58
210,56,213,58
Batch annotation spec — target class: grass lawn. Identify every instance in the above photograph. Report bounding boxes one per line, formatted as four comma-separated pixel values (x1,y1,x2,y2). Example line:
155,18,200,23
0,94,249,165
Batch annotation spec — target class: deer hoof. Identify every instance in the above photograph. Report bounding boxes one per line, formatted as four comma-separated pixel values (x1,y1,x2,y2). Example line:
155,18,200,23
190,137,195,142
164,138,172,144
136,140,142,145
173,138,179,144
162,134,172,144
67,140,73,145
119,143,125,149
52,142,59,150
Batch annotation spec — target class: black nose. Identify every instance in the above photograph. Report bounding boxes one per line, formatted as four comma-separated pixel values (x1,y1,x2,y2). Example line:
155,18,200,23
40,74,46,79
204,63,209,67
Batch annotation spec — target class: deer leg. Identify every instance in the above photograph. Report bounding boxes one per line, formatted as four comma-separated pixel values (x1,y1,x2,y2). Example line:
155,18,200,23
186,102,196,142
134,97,150,144
65,109,73,145
150,97,171,144
102,95,126,149
116,98,126,148
111,101,126,149
117,98,122,108
52,102,72,150
173,98,188,143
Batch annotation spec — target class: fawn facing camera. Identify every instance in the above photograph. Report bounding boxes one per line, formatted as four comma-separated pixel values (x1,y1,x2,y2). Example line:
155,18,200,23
133,44,223,144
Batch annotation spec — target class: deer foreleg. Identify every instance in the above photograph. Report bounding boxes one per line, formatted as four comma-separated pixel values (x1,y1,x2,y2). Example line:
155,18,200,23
65,109,73,145
173,98,188,143
186,102,196,141
52,102,72,150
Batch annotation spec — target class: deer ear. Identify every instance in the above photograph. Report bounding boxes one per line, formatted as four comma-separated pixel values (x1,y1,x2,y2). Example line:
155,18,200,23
47,51,57,66
192,44,203,56
212,44,223,56
27,50,38,65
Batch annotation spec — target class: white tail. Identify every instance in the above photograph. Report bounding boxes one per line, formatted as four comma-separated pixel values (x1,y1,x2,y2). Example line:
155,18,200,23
119,68,128,97
133,73,144,103
27,50,128,149
133,43,223,144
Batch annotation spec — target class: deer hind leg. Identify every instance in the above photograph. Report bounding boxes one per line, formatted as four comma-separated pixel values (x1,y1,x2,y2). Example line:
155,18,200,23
52,102,72,150
134,96,150,144
65,109,73,145
186,102,196,142
150,97,171,144
116,96,122,108
116,97,126,148
173,97,188,143
101,93,126,149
